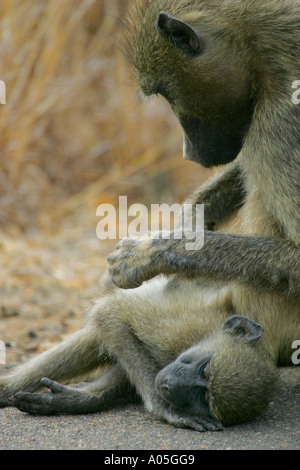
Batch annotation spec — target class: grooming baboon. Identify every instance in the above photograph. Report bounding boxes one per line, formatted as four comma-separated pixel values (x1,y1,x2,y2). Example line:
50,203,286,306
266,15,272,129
0,0,300,430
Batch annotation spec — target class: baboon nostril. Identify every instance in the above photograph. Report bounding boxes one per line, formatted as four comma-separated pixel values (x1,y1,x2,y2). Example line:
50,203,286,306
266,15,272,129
161,379,169,391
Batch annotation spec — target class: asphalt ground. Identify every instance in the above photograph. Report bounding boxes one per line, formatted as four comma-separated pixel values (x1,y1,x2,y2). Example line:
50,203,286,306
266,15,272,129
0,367,299,451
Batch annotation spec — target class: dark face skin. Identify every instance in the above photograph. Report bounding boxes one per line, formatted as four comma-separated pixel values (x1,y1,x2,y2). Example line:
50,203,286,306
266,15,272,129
154,316,267,426
178,113,250,168
155,349,213,421
137,12,256,169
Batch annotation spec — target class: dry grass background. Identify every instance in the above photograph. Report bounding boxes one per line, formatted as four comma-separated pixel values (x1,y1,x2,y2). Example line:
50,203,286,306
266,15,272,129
0,0,211,231
0,0,212,366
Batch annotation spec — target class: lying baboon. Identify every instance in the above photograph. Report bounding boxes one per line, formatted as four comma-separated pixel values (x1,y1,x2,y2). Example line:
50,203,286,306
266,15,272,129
0,0,299,431
0,277,279,430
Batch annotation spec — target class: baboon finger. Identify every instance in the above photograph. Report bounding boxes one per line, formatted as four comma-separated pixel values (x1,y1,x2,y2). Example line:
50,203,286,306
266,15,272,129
41,377,67,393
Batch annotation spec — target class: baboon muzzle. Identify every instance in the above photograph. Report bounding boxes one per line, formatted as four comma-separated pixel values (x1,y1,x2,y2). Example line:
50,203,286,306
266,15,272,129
180,115,244,168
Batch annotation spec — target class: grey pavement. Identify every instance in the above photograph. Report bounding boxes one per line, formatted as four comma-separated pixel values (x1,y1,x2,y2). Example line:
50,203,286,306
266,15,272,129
0,367,299,450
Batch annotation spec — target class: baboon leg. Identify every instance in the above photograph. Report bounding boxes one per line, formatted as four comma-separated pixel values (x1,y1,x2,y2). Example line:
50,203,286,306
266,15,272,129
0,328,105,407
11,364,139,416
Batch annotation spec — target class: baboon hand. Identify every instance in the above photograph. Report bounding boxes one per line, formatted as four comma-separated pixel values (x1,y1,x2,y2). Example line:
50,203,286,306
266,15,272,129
11,378,84,415
107,234,163,289
151,398,224,432
145,393,224,432
107,229,197,288
167,414,224,432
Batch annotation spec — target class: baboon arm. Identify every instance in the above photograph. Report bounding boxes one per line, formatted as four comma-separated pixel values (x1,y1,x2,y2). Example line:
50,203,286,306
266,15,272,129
167,233,299,297
99,324,222,431
181,161,245,230
108,233,299,299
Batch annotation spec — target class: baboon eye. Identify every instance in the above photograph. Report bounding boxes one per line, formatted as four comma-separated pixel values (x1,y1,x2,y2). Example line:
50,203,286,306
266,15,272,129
201,361,210,381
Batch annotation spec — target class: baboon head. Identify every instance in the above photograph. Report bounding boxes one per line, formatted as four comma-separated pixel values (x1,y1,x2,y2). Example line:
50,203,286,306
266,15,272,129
127,1,257,167
155,316,279,427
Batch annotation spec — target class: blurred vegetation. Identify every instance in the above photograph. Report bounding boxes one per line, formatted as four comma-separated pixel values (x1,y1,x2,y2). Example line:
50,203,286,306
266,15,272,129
0,0,214,366
0,0,211,233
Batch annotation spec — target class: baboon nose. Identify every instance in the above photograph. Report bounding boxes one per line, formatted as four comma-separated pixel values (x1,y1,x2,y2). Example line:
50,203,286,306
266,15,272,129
161,379,169,392
155,371,179,398
162,375,179,393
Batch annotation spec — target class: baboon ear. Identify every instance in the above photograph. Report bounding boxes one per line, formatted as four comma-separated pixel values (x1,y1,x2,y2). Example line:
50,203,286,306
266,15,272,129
223,315,264,343
156,12,204,56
